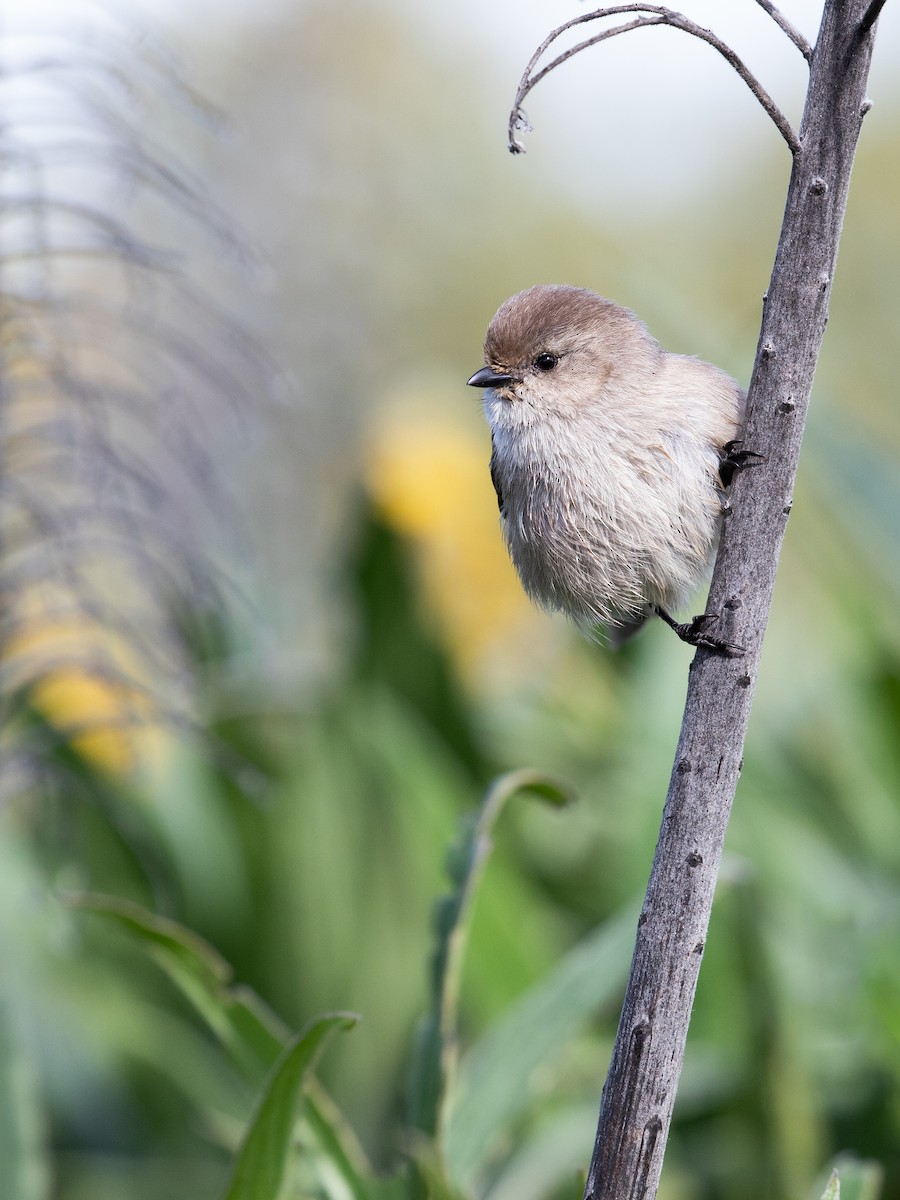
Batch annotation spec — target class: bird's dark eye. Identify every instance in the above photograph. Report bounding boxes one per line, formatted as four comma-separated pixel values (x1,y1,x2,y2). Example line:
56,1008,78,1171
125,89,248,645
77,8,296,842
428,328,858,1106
534,352,558,372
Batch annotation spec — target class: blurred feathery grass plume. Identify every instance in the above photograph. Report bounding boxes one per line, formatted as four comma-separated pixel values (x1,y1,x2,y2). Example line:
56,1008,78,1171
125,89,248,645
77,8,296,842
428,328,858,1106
4,583,164,776
0,9,273,791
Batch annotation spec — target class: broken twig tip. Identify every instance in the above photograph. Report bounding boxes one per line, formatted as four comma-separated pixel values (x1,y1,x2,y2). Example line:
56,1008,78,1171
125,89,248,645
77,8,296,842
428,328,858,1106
507,105,533,154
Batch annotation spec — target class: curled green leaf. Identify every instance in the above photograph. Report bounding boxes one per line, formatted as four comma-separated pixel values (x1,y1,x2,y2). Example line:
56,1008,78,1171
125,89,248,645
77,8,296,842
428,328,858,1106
223,1012,359,1200
407,769,575,1141
68,892,289,1080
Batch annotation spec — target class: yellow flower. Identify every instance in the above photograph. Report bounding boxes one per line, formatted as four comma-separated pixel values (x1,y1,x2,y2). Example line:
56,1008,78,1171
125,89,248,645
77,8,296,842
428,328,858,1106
365,394,553,686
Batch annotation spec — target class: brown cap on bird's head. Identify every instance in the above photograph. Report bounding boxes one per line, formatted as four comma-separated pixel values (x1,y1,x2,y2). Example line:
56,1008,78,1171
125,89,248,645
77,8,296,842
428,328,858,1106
469,284,660,397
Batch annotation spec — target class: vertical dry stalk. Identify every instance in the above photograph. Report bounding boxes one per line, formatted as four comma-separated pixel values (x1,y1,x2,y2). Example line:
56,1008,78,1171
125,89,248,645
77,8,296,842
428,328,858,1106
584,4,883,1197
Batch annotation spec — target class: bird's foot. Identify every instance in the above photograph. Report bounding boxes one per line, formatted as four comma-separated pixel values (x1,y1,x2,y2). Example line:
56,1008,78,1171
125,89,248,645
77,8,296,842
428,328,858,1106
654,606,744,657
720,440,767,487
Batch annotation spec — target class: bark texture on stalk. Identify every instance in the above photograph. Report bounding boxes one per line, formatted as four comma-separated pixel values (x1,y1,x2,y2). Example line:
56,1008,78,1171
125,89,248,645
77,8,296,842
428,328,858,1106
582,5,882,1199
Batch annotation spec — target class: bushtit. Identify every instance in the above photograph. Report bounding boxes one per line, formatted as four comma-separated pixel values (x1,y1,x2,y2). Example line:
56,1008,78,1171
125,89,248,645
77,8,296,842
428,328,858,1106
467,284,747,650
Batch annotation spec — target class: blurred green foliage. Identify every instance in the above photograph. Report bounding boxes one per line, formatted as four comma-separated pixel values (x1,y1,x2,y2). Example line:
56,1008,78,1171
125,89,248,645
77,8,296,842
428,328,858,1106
4,498,898,1200
1,4,899,1200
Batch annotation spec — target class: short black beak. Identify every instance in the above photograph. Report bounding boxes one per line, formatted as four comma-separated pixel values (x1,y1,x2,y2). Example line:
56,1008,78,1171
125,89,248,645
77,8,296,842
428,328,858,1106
467,366,516,389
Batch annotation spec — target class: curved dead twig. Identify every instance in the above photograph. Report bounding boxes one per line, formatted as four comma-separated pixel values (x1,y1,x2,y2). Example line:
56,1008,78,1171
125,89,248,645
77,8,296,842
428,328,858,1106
508,4,801,156
753,0,812,61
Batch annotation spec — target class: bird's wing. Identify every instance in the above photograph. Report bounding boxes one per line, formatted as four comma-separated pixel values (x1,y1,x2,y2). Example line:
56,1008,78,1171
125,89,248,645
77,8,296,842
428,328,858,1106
489,437,505,515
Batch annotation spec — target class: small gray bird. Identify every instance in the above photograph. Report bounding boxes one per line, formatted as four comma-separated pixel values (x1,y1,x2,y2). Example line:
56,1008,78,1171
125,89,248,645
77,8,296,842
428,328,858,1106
467,284,747,650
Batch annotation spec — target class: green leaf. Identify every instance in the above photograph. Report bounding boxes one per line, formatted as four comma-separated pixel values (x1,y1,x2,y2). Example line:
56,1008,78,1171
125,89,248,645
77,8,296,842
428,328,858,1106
482,1106,596,1200
814,1156,884,1200
223,1012,358,1200
305,1084,395,1200
0,992,50,1200
72,895,380,1199
69,893,289,1082
407,770,574,1139
445,904,637,1191
820,1170,840,1200
404,1136,468,1200
491,771,576,809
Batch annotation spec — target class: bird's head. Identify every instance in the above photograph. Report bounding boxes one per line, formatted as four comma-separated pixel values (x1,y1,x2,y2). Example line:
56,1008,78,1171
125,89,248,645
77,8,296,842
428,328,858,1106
467,284,661,429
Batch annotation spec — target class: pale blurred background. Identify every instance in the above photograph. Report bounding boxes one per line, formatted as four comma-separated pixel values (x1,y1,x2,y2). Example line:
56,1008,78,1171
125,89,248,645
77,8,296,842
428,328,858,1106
1,3,899,1199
